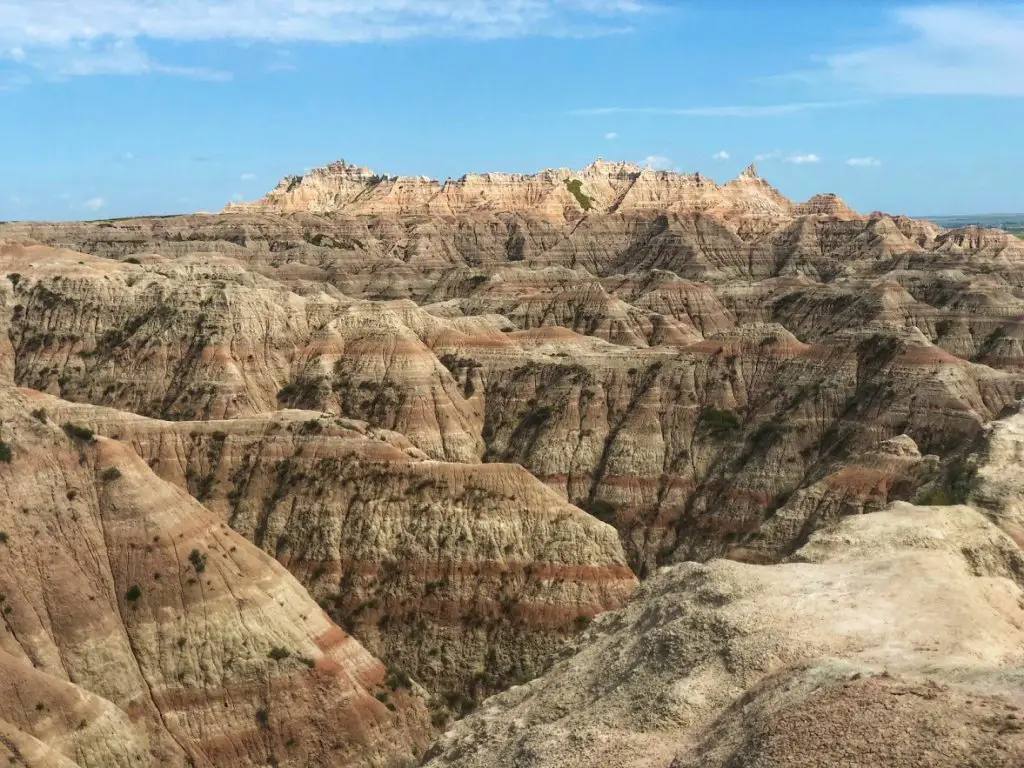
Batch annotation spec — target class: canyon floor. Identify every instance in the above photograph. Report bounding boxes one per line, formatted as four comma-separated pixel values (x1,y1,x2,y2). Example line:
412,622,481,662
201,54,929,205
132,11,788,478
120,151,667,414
2,159,1024,766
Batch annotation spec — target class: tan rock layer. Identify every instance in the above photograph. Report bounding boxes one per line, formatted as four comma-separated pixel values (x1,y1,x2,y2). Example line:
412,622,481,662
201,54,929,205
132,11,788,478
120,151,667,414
0,387,432,767
25,393,637,706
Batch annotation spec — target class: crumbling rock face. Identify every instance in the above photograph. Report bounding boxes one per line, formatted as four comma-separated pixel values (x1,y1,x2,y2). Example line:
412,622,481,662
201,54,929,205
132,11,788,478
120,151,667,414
2,242,1023,572
2,159,1024,766
424,503,1024,768
0,245,482,462
0,387,432,767
25,393,637,711
4,161,1024,573
222,160,798,223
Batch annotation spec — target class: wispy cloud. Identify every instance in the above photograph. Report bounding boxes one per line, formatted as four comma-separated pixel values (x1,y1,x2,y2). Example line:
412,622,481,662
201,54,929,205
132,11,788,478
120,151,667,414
785,154,821,165
0,1,651,80
83,197,105,211
755,151,781,162
571,101,862,118
712,151,730,161
240,172,258,181
847,157,881,167
605,132,618,140
642,155,672,170
820,4,1024,96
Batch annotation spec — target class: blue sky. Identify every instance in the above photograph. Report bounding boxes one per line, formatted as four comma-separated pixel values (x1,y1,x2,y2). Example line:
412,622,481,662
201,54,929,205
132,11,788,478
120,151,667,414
1,1,1023,221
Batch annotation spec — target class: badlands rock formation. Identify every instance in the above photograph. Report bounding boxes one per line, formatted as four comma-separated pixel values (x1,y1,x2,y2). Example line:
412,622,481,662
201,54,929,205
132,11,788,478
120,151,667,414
425,502,1024,768
3,157,1024,764
220,160,795,221
0,387,432,767
25,392,636,707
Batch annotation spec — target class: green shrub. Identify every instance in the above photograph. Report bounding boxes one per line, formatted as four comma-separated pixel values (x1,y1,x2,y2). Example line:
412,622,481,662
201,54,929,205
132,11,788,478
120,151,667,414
268,646,290,661
0,441,11,463
62,423,95,443
0,532,8,544
916,487,955,506
30,408,47,423
522,406,553,429
750,420,786,447
188,549,207,573
915,459,977,506
300,419,323,435
125,585,142,602
100,467,122,483
581,498,618,523
699,407,741,434
565,180,594,211
386,667,413,690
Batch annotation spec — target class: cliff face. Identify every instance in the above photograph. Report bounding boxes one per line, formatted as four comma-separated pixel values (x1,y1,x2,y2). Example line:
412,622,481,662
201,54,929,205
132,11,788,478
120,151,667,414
22,393,637,710
4,197,1024,573
0,387,432,767
424,501,1024,768
222,160,800,222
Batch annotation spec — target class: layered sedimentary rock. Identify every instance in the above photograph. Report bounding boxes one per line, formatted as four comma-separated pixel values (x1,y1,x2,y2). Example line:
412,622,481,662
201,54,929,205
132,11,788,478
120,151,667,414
23,392,637,710
0,387,431,767
3,237,1024,572
424,502,1024,768
0,245,483,462
221,160,798,222
4,158,1024,572
3,156,1024,765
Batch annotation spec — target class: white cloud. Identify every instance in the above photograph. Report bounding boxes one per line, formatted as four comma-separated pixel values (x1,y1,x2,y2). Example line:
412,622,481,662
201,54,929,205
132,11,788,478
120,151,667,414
605,132,618,140
847,157,881,167
572,101,861,118
6,37,231,80
0,1,650,79
823,4,1024,96
119,151,136,161
712,151,730,161
785,154,821,165
83,197,105,211
240,172,258,181
755,151,781,162
642,155,672,170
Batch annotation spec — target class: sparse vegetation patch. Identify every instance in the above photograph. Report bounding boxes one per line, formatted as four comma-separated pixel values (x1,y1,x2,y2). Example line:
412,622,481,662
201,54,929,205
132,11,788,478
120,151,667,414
566,179,594,211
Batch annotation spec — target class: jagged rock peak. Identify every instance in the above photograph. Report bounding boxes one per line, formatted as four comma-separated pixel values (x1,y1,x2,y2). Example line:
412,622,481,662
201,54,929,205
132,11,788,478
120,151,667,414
739,163,760,179
795,192,861,219
224,157,810,221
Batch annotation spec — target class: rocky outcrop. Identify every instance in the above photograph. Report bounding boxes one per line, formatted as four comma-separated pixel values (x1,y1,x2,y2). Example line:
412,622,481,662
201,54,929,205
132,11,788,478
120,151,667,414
0,245,483,462
3,156,1024,766
223,159,799,223
3,244,1023,573
22,392,637,712
424,502,1024,768
0,386,432,767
